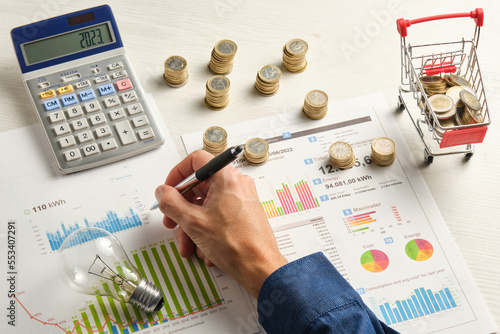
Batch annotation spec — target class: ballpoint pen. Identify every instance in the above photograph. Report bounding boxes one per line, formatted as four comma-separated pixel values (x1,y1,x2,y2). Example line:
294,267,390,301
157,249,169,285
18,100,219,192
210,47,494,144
150,145,243,210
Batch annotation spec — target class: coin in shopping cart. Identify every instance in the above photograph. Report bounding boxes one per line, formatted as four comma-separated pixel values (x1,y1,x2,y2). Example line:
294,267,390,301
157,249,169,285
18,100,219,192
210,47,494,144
428,94,454,113
209,40,237,75
449,74,471,88
434,118,457,138
329,142,356,169
446,86,465,108
244,138,269,165
459,90,481,111
255,65,282,96
303,90,328,119
371,137,396,167
163,56,189,87
203,126,228,155
461,106,484,125
283,39,308,73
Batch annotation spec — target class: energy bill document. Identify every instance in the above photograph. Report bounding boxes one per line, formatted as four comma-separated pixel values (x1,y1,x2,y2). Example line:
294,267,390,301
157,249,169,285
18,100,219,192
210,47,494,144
182,93,498,334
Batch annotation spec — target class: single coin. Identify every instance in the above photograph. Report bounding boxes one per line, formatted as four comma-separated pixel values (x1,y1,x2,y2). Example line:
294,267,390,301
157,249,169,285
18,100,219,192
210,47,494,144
205,126,227,143
372,137,395,155
459,90,481,111
445,86,465,108
246,139,268,154
428,94,454,113
208,76,230,91
166,56,186,71
449,74,471,87
216,40,237,56
286,39,308,55
420,76,442,83
259,65,281,83
306,90,328,106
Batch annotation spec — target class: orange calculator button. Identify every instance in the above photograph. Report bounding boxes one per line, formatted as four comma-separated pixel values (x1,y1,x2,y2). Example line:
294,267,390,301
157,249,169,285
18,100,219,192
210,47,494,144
57,85,74,95
40,89,56,99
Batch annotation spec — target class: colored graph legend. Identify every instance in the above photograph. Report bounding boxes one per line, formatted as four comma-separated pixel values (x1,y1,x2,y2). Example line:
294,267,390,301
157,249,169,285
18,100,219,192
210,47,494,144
343,209,377,233
405,239,434,261
361,249,389,273
261,180,319,218
379,286,457,325
45,209,142,251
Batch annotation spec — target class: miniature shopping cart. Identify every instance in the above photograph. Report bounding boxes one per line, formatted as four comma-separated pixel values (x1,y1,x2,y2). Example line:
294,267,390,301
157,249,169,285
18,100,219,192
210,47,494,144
396,8,490,164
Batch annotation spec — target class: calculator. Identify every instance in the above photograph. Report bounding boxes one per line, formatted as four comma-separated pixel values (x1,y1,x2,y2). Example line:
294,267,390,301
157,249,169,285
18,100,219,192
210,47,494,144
11,5,165,174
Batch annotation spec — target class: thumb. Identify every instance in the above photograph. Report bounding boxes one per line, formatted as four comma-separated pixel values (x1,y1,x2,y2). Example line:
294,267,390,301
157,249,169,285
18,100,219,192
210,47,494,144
155,185,203,229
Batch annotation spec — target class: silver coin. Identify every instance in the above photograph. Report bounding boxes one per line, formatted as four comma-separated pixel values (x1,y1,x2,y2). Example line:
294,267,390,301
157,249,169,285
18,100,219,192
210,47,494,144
248,140,267,154
217,41,235,54
206,128,225,142
289,40,307,53
167,57,185,71
210,77,229,90
261,66,280,81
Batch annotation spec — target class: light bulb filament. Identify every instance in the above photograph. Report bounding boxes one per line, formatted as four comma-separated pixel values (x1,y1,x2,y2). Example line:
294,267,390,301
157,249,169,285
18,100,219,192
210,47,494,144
88,254,125,285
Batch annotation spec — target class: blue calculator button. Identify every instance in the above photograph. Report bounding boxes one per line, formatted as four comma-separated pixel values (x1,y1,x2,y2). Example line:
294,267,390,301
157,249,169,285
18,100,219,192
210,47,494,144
43,98,61,111
98,83,115,96
79,89,96,101
61,94,78,106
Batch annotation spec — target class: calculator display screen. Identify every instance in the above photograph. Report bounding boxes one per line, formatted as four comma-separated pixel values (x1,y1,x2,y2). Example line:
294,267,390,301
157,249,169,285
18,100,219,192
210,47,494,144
22,22,114,65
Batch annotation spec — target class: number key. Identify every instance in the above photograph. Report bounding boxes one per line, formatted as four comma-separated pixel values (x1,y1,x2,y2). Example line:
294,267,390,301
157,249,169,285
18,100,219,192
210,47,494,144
66,105,84,118
48,110,65,123
82,143,99,157
89,113,106,126
84,100,101,113
76,130,94,144
53,123,71,136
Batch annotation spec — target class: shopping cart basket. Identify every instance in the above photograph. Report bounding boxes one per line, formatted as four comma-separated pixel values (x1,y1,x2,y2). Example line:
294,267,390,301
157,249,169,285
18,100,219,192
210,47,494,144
396,8,490,164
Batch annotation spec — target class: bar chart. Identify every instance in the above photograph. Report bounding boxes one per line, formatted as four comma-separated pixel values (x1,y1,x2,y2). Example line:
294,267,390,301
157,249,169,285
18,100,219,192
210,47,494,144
260,178,320,219
45,208,142,251
343,208,377,233
378,286,458,325
60,241,223,334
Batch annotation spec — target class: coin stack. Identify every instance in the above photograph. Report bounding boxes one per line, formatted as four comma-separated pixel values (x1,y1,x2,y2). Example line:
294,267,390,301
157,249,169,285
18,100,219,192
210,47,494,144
428,94,456,120
420,76,447,96
303,90,328,119
205,76,230,110
244,138,269,165
329,142,356,169
163,56,189,87
459,90,483,124
371,137,396,167
255,65,282,96
203,126,228,155
209,40,237,75
282,39,308,73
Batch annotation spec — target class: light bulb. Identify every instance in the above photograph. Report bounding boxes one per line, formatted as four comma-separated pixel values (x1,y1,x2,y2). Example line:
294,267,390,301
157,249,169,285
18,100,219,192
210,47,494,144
58,227,164,313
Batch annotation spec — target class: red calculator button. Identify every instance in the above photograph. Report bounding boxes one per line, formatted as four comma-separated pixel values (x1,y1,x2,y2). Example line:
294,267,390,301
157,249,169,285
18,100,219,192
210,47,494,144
115,78,133,91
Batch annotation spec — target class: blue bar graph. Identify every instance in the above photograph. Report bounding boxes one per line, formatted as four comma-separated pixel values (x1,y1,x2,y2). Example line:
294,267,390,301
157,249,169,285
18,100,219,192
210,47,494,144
46,208,142,251
378,286,457,325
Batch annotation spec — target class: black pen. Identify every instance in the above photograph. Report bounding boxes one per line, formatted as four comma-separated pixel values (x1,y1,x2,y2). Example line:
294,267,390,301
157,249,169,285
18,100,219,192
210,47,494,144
150,145,243,210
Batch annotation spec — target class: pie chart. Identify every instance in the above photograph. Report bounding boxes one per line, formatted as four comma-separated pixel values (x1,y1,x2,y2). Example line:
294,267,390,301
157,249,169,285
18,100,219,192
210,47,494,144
360,249,389,273
405,239,434,261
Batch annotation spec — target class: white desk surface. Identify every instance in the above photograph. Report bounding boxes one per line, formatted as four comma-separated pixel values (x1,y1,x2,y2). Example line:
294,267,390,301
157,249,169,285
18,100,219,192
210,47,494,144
2,0,498,327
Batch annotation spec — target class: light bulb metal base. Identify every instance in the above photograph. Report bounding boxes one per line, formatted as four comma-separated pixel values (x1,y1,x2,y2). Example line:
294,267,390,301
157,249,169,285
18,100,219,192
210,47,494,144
129,279,164,313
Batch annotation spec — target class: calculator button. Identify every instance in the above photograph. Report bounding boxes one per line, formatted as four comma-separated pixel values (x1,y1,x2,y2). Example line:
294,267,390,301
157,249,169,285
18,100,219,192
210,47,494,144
71,118,89,131
121,91,138,103
44,98,61,111
76,130,94,144
98,83,116,96
112,70,127,79
60,94,78,107
61,73,81,83
38,81,50,89
109,108,126,121
115,78,133,91
58,135,76,149
75,80,91,89
53,123,71,136
57,85,74,95
40,90,56,99
84,101,102,113
95,75,110,84
103,95,121,108
82,143,100,157
127,103,144,115
137,127,155,141
108,62,123,70
48,110,65,123
66,105,84,118
95,125,112,138
115,120,137,145
89,113,106,126
79,89,96,101
100,138,118,151
63,148,81,162
92,67,101,74
132,115,149,128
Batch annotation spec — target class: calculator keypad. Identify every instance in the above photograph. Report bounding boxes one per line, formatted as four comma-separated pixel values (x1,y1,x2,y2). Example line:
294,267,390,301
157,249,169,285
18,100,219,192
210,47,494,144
26,55,164,173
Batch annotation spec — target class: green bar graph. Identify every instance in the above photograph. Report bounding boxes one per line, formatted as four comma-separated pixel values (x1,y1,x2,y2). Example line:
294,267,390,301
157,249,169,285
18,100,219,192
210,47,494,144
64,241,222,334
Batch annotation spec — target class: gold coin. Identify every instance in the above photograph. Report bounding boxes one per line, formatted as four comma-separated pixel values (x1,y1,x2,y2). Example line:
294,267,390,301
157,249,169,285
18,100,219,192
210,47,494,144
244,138,269,165
445,86,465,108
371,137,395,156
428,94,454,113
449,74,471,87
329,142,355,169
459,90,481,111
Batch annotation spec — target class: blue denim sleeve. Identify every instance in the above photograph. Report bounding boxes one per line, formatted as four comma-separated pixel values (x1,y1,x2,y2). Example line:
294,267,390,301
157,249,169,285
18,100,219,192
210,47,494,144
257,252,399,334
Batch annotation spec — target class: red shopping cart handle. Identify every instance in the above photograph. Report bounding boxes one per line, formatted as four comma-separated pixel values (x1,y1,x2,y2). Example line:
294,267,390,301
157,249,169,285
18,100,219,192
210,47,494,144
397,8,484,37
